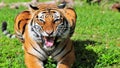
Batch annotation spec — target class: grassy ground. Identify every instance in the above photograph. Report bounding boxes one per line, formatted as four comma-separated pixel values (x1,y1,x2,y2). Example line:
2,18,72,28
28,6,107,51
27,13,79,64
0,0,120,68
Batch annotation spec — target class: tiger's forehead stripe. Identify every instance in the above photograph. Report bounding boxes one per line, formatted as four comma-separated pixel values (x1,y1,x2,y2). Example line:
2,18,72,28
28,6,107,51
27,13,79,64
37,10,61,22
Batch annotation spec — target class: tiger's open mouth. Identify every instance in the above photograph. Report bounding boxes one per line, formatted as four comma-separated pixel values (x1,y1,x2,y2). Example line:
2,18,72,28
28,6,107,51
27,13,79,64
44,37,55,47
43,36,56,51
43,36,61,51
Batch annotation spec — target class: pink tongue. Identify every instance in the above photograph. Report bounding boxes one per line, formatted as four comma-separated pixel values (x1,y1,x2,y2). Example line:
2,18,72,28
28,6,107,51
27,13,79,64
45,38,54,47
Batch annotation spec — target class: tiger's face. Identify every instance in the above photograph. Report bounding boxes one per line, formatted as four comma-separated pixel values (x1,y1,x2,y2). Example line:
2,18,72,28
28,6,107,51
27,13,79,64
29,7,70,51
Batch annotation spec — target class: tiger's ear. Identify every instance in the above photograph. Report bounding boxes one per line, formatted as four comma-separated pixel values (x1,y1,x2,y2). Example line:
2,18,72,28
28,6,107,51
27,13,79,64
58,2,66,9
29,4,39,10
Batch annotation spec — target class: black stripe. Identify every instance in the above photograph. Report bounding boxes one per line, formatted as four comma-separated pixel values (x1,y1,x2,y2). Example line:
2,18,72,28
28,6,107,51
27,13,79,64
72,19,75,24
24,47,39,59
30,19,33,26
37,42,49,55
70,27,74,37
2,21,7,32
27,52,42,61
30,19,40,37
25,18,30,20
22,23,27,34
18,20,22,29
65,19,69,31
53,42,67,57
61,45,73,59
31,22,40,37
30,42,47,59
70,19,75,37
9,34,13,38
31,27,39,37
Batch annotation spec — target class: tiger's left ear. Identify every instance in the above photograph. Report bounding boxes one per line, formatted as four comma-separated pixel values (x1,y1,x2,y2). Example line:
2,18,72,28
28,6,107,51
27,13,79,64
58,2,66,9
29,4,39,10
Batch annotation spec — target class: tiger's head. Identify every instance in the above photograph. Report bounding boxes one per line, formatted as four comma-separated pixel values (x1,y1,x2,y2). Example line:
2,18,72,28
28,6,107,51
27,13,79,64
28,3,75,51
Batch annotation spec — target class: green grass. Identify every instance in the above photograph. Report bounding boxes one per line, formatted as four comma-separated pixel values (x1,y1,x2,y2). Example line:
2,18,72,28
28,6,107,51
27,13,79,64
0,1,120,68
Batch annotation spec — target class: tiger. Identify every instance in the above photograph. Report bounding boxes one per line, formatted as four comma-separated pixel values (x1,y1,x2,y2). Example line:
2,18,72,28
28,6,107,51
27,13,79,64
2,2,77,68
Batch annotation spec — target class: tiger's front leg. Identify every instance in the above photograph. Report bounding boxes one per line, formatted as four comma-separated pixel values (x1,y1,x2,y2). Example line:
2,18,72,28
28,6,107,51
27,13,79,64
57,47,75,68
25,52,44,68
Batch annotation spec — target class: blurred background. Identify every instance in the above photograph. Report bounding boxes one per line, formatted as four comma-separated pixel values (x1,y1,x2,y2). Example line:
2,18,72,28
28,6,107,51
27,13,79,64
0,0,120,68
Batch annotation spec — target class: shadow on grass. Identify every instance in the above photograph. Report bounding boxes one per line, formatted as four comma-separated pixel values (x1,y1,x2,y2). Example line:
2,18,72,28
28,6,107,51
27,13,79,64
73,40,101,68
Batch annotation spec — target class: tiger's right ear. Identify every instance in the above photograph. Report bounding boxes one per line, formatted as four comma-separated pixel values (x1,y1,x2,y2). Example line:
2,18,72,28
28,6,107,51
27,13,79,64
58,2,66,9
29,4,39,10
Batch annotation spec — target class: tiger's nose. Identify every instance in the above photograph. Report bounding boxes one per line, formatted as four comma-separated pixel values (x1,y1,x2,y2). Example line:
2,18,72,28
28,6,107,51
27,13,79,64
46,30,53,36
